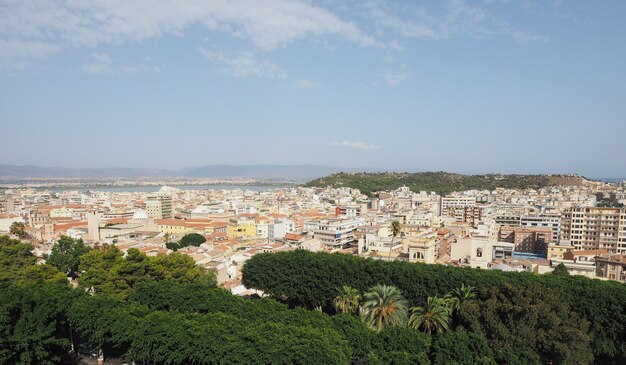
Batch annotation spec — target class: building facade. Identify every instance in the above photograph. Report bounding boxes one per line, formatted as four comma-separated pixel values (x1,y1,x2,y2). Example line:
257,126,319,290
560,207,626,252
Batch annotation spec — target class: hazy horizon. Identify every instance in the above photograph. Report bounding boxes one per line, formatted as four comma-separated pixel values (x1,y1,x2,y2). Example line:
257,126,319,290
0,163,624,180
1,1,625,177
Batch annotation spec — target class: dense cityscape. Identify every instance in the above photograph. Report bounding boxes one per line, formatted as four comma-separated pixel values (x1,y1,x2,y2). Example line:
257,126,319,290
2,175,626,288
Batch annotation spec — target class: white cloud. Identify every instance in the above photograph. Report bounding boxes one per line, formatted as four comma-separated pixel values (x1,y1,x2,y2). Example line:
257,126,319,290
365,0,549,43
368,6,437,40
0,0,377,68
331,140,380,150
198,48,287,79
81,53,160,75
0,40,59,69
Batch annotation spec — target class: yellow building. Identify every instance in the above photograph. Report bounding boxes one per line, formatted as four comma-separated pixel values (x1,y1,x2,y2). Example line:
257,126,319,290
156,219,196,235
547,243,573,260
227,219,257,238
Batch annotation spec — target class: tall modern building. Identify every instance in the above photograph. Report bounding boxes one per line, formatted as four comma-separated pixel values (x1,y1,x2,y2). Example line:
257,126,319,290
560,207,626,252
146,194,173,220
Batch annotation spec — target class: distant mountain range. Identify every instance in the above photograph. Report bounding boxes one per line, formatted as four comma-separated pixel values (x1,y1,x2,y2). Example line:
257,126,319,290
0,164,377,181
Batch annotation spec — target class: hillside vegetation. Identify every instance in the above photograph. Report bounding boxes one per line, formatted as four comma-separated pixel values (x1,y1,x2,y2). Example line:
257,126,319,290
304,171,592,196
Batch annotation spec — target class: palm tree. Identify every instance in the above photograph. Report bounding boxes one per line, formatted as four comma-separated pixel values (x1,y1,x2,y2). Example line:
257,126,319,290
334,286,361,315
408,296,451,335
360,284,408,332
445,283,477,313
388,220,402,261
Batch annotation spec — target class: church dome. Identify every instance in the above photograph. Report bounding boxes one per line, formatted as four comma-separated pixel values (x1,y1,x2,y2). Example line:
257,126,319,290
132,210,149,220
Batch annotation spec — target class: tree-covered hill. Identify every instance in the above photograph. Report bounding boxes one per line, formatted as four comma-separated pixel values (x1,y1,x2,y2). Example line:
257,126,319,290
304,171,593,196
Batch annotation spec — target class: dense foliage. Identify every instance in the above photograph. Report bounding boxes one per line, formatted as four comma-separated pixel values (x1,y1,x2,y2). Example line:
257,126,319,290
305,172,586,196
0,236,442,364
78,244,213,296
430,330,495,365
0,283,76,364
460,283,593,364
243,250,626,363
0,236,67,285
45,236,91,277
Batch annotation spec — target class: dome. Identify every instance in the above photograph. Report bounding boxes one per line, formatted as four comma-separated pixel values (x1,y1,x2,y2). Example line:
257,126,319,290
158,186,177,194
132,210,149,220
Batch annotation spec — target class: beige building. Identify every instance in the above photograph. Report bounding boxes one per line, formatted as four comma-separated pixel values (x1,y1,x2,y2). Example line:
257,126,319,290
146,194,173,219
552,249,607,278
439,195,476,217
596,254,626,282
560,207,626,252
407,237,436,264
451,236,515,269
547,242,573,260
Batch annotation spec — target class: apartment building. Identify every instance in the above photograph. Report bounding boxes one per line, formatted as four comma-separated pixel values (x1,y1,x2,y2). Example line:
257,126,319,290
450,206,483,225
499,226,552,254
313,218,363,249
335,204,366,218
146,194,173,219
560,207,626,252
439,195,476,217
268,219,295,241
520,215,561,242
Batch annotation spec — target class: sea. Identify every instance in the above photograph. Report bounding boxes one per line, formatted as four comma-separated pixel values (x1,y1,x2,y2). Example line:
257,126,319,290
43,184,295,193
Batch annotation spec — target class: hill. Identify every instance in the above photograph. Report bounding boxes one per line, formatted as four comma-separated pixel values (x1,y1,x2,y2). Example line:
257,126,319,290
304,171,594,196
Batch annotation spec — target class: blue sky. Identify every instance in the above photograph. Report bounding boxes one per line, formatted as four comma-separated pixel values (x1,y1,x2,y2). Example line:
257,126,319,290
1,0,625,177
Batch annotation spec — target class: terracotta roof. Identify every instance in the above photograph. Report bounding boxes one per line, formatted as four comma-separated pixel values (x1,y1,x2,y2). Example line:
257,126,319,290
284,233,305,241
155,219,186,225
570,249,608,256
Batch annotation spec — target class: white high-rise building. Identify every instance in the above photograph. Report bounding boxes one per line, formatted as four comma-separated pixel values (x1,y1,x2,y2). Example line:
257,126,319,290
146,194,173,219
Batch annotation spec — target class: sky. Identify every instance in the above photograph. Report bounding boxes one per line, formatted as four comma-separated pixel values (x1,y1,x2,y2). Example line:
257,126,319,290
0,0,625,177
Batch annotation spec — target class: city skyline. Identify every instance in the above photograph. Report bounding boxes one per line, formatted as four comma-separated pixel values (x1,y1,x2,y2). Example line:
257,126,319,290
1,1,625,177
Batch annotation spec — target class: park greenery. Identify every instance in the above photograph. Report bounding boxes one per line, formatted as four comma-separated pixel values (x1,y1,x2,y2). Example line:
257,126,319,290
0,235,458,364
305,171,588,196
242,250,626,364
